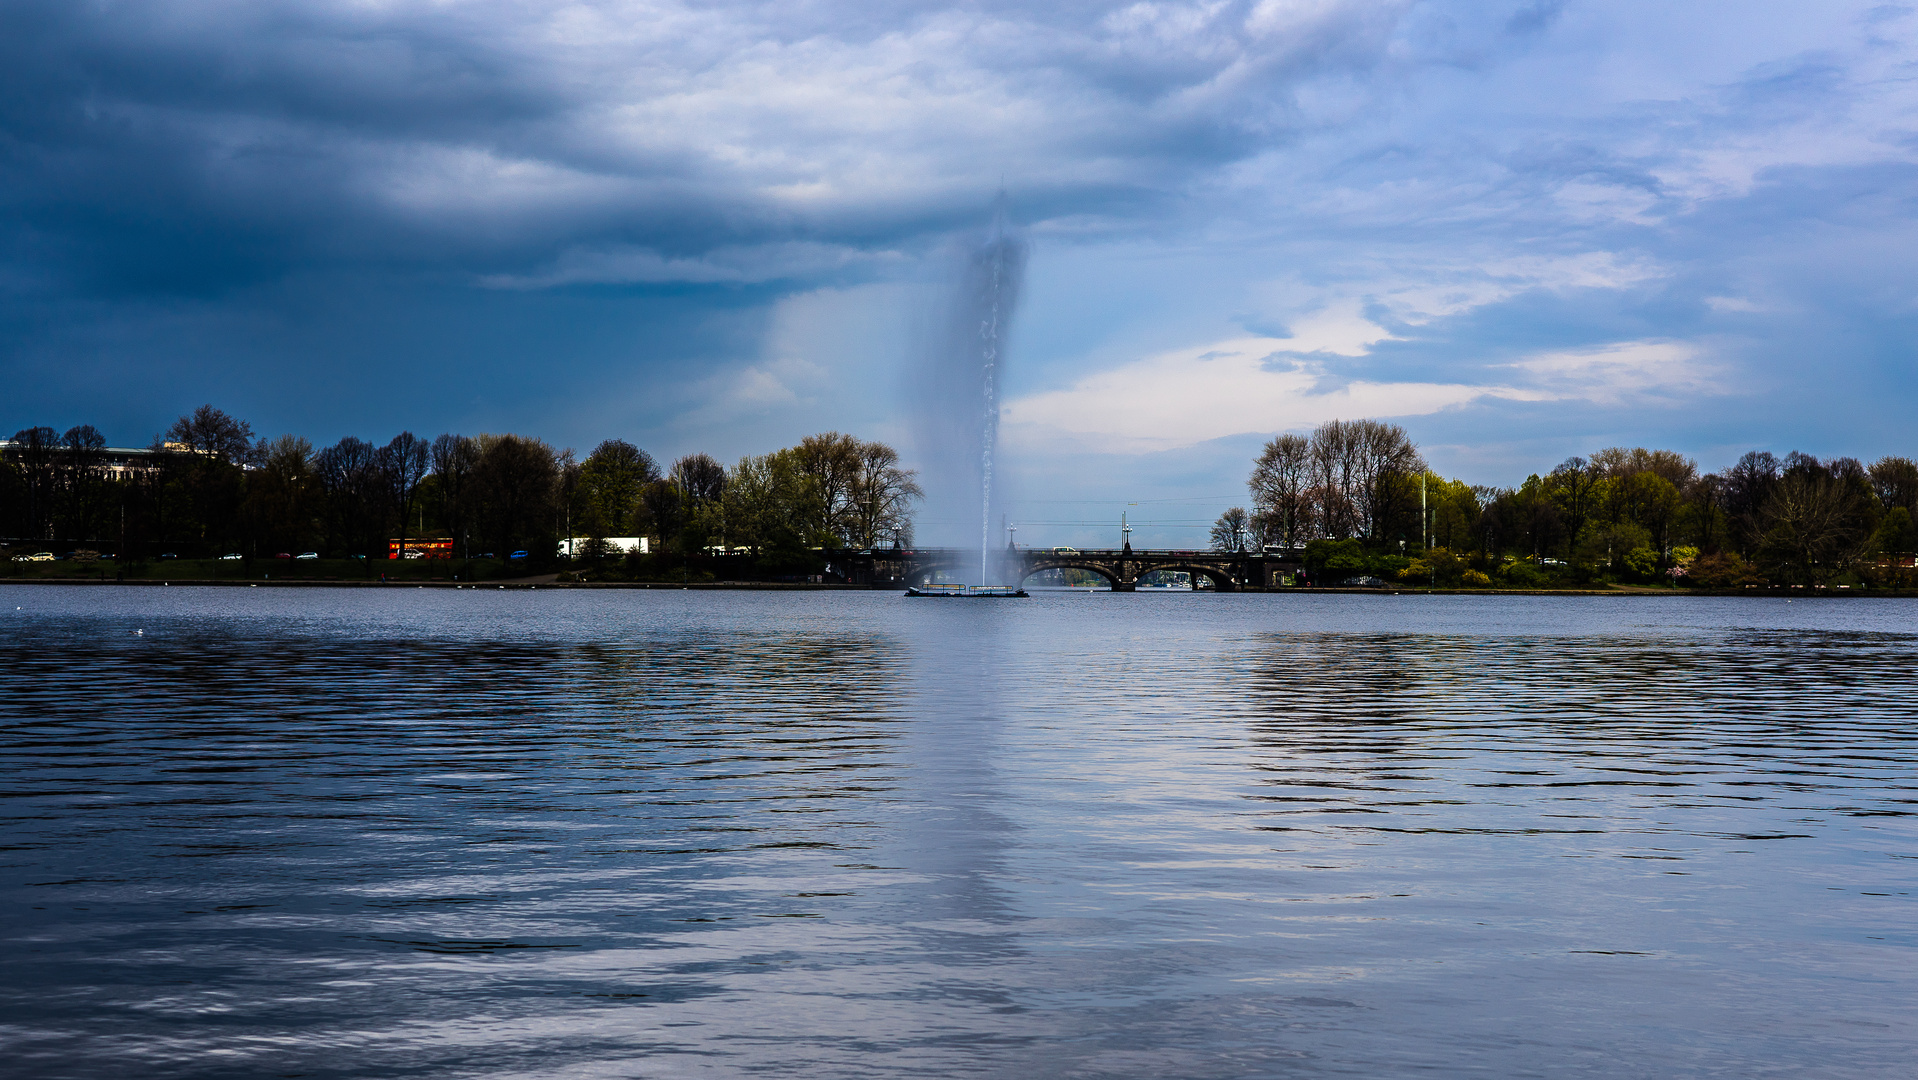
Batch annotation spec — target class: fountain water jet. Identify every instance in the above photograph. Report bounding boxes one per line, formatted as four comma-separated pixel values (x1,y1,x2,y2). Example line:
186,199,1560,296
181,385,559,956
910,197,1028,595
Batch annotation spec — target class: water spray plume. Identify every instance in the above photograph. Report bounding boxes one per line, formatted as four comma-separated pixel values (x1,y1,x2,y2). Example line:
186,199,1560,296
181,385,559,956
914,194,1027,585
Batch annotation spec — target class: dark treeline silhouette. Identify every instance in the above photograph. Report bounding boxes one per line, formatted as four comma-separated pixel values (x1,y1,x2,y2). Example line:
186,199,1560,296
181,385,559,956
1218,419,1918,588
1,406,920,578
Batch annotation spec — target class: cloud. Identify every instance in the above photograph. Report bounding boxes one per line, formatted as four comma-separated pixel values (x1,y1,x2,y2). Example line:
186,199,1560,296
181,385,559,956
1002,335,1528,453
1262,300,1398,354
1504,339,1723,406
1004,327,1731,455
479,242,903,288
0,0,1430,295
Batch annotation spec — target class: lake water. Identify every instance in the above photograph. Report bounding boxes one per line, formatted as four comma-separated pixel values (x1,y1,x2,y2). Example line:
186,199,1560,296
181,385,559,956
2,586,1914,1078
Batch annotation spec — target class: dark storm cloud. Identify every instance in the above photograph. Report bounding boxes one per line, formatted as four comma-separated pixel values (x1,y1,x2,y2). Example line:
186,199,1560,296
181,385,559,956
0,0,1440,299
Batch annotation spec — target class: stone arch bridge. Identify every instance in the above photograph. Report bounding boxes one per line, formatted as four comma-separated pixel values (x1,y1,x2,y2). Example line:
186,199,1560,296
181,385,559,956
827,546,1305,591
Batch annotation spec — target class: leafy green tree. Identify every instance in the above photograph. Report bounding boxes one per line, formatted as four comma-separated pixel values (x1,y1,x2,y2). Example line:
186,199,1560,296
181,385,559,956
1575,520,1652,577
574,439,658,539
1303,538,1367,581
1872,506,1918,554
720,449,823,561
1427,474,1480,550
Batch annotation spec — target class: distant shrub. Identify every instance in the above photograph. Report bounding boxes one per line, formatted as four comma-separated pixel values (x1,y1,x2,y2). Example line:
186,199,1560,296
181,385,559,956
1369,554,1411,580
1461,569,1492,587
1687,552,1764,588
1498,561,1546,588
1623,546,1661,580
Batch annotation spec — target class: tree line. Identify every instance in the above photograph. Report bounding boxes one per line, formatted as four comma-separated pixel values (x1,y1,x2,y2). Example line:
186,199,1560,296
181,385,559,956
1,406,921,572
1217,419,1918,587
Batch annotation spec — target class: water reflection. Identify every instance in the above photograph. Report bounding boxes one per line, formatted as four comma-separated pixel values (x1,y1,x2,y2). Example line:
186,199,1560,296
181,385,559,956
1,591,1915,1078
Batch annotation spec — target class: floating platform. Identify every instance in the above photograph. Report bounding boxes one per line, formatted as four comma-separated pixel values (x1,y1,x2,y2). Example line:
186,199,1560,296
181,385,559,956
906,583,1028,598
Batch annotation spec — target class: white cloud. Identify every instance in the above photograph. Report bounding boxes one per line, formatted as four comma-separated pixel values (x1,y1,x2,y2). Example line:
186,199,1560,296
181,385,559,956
1002,335,1526,453
682,356,829,430
1243,251,1667,335
1264,299,1397,354
1504,339,1723,405
1003,332,1730,455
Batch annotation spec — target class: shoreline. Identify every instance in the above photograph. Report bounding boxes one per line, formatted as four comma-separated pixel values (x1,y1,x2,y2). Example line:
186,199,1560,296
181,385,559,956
2,578,1912,597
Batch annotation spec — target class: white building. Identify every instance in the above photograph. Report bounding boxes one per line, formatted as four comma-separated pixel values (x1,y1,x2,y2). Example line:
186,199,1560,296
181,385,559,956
558,536,650,557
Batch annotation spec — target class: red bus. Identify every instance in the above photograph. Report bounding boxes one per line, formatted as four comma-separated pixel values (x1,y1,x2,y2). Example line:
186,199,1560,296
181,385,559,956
388,538,455,560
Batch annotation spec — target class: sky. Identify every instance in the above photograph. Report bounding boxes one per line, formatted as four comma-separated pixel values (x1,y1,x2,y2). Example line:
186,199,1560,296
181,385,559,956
4,0,1917,547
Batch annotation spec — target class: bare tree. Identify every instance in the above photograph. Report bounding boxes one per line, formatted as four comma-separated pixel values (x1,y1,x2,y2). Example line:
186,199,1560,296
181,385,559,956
1308,420,1360,539
164,405,256,465
1758,456,1869,583
672,454,726,506
847,440,921,548
1725,450,1781,554
315,437,383,557
243,436,318,554
382,432,431,551
1249,433,1310,548
1870,456,1918,517
58,425,107,541
430,434,480,558
9,426,59,540
1285,419,1421,541
1350,420,1423,540
1211,507,1250,552
470,435,561,560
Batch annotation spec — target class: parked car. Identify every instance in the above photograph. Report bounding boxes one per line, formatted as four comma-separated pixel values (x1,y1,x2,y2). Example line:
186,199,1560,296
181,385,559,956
159,552,177,559
509,550,528,560
295,552,319,560
218,553,242,560
12,552,55,563
274,552,293,559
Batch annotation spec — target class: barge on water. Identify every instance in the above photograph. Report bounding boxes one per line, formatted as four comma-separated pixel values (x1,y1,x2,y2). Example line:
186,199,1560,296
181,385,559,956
905,583,1028,598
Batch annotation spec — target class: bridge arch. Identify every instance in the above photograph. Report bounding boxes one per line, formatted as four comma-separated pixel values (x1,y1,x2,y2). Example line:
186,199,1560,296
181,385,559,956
907,559,977,586
1016,561,1120,589
1141,563,1238,590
